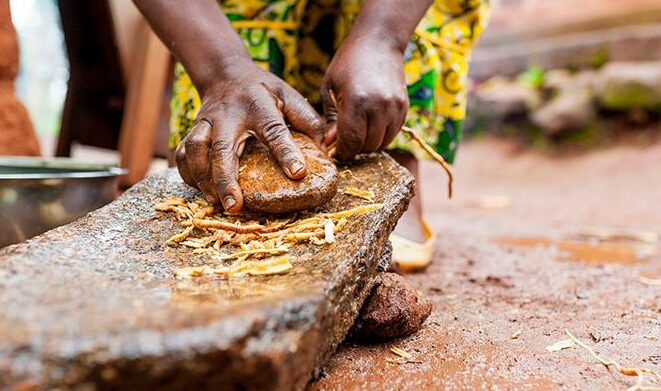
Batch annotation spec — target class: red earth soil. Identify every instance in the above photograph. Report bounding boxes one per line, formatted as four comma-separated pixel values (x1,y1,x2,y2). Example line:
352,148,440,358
312,136,661,390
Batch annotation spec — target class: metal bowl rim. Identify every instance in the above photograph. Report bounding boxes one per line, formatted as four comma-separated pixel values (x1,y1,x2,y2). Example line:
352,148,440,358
0,157,127,179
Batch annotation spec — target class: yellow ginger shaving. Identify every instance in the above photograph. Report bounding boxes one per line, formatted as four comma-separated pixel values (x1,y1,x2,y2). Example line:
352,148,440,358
174,256,293,279
343,187,375,202
156,196,381,276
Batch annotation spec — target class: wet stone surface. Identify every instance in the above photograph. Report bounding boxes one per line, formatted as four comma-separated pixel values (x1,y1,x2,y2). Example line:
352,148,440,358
0,153,413,390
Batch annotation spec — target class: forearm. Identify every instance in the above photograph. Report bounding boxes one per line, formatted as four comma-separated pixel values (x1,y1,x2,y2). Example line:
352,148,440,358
348,0,433,53
133,0,249,94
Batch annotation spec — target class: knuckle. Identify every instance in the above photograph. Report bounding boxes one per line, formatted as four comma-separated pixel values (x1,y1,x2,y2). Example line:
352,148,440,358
184,133,207,150
260,120,288,145
211,175,236,193
210,138,234,157
304,112,323,130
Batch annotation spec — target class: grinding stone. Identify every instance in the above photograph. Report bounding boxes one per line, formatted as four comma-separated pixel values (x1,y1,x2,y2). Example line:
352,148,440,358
239,132,338,214
0,154,413,390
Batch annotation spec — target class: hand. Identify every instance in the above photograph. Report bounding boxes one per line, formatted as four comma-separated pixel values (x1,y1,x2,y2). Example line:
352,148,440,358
175,59,323,212
322,36,409,160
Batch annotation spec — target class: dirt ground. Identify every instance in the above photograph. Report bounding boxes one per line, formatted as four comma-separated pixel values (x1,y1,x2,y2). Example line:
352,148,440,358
311,137,661,390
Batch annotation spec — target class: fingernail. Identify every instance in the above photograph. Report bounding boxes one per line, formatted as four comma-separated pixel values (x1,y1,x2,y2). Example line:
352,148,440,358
222,196,236,210
289,160,305,176
205,195,216,204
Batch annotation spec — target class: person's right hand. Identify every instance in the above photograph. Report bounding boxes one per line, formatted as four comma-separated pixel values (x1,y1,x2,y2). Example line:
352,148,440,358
174,59,323,213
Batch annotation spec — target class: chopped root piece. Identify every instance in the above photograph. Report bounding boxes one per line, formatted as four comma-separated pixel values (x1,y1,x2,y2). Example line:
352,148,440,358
232,256,293,277
156,197,382,268
174,256,293,279
180,240,209,249
193,205,216,219
343,187,375,202
638,276,661,286
284,230,325,242
564,330,661,390
220,245,289,260
155,197,186,211
192,218,291,234
320,204,383,220
173,265,214,278
324,219,336,243
390,347,413,360
545,339,575,352
309,236,326,246
339,169,362,183
166,226,194,244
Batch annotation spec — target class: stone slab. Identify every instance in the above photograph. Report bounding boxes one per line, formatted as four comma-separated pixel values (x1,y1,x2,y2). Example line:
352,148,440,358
0,153,413,390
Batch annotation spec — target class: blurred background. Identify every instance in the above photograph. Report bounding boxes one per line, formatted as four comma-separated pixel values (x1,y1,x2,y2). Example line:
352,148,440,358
7,0,661,184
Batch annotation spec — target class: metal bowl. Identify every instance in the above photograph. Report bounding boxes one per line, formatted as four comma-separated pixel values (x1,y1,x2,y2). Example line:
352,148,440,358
0,157,126,248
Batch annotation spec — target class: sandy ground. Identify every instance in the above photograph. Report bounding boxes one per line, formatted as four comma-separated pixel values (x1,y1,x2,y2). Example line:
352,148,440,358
311,137,661,390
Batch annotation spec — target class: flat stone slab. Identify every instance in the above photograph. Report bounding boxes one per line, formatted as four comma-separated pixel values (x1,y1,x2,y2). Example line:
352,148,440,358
0,153,412,390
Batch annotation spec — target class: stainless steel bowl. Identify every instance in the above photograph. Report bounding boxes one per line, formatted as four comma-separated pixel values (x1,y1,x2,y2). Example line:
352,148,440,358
0,157,126,248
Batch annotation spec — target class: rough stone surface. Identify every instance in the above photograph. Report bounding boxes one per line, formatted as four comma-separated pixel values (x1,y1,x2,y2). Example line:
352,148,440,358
239,132,338,214
350,273,432,342
0,154,413,390
594,61,661,111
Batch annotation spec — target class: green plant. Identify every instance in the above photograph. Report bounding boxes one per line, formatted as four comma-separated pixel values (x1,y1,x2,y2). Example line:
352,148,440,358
518,66,545,89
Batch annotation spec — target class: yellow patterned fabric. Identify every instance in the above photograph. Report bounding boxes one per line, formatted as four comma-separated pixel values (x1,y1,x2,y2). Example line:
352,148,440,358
171,0,490,163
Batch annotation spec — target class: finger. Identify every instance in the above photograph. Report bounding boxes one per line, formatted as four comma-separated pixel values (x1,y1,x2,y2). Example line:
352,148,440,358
321,86,339,124
174,142,196,188
253,93,307,180
281,85,324,145
363,109,388,153
381,121,401,150
323,123,337,147
183,120,215,202
335,97,367,161
381,100,408,150
320,87,339,147
209,117,244,213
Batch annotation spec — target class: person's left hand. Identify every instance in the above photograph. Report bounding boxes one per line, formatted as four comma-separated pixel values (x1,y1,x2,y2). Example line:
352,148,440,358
321,35,409,160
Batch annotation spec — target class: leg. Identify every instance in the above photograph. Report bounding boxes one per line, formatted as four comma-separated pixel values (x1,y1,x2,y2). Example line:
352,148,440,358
388,150,426,243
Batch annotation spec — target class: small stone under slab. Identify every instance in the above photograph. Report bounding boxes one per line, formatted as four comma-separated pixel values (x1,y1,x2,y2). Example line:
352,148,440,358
349,273,433,342
0,153,412,390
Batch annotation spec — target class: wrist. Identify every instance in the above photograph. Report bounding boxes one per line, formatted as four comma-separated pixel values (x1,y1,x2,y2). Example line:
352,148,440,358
345,0,432,55
193,53,256,97
344,27,408,56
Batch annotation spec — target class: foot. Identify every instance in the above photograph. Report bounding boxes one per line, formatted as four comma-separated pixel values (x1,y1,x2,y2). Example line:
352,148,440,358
388,150,426,243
